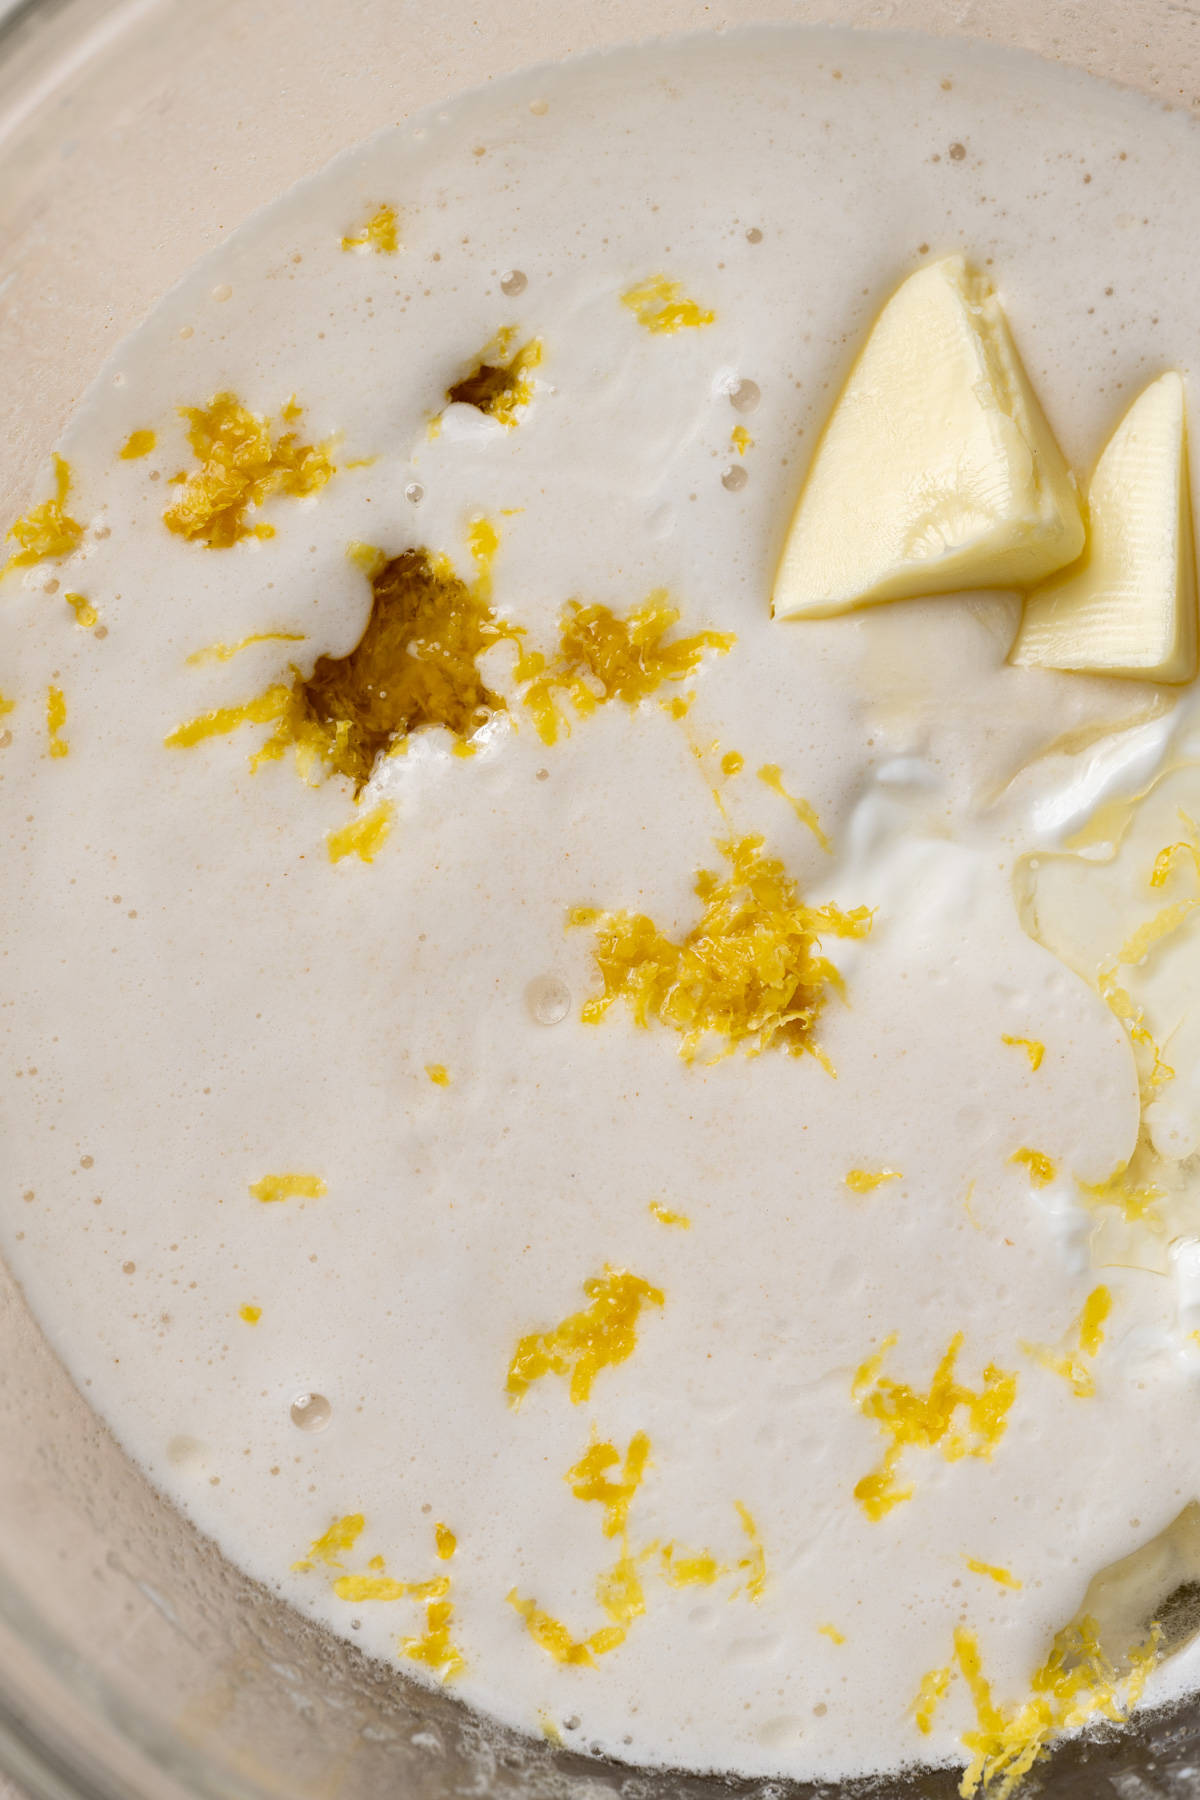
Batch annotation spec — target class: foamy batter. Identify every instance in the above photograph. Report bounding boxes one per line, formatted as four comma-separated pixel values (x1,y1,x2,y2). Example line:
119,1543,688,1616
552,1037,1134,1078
7,24,1200,1790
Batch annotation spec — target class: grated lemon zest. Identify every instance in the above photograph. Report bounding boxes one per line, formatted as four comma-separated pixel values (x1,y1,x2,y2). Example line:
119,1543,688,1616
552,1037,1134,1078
2,457,84,578
293,1513,365,1572
1001,1035,1044,1071
570,833,871,1064
327,802,394,865
757,763,831,852
425,1063,451,1087
516,593,733,746
566,1431,651,1538
621,275,715,334
341,204,399,254
852,1333,1017,1520
249,1172,326,1204
649,1202,691,1228
506,1267,664,1407
46,685,68,758
966,1559,1022,1590
163,393,338,547
845,1168,902,1193
119,430,156,460
1010,1147,1056,1188
1022,1286,1112,1399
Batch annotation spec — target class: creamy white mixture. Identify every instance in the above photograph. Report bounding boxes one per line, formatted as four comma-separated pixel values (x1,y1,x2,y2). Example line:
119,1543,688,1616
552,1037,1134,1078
7,24,1200,1787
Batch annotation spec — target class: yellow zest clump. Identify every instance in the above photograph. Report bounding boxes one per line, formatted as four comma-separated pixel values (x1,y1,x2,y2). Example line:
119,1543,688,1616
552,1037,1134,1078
165,685,293,750
621,275,715,334
3,456,84,579
914,1661,954,1735
731,425,753,455
966,1558,1022,1590
948,1619,1160,1800
570,833,872,1064
1010,1147,1057,1188
734,1502,767,1603
333,1572,449,1603
1002,1035,1044,1071
434,1523,457,1561
293,1513,365,1572
445,328,542,426
249,1172,326,1204
1023,1286,1112,1399
238,1304,262,1325
659,1545,723,1587
120,430,156,460
658,1503,766,1601
64,592,98,629
845,1168,902,1193
327,802,394,865
166,534,517,789
852,1333,1017,1521
425,1063,451,1087
758,763,831,851
818,1622,846,1644
516,593,733,746
341,204,400,254
595,1551,647,1630
46,685,69,758
0,691,13,717
186,631,305,666
566,1431,651,1538
163,393,338,548
721,749,744,777
400,1599,467,1681
507,1589,626,1666
506,1267,665,1407
649,1201,691,1228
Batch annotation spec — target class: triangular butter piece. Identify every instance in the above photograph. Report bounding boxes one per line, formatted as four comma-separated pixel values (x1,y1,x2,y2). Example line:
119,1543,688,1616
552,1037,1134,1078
772,255,1084,620
1011,372,1197,683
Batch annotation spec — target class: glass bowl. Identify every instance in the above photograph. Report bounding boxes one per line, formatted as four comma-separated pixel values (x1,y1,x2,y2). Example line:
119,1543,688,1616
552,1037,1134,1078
4,2,1200,1796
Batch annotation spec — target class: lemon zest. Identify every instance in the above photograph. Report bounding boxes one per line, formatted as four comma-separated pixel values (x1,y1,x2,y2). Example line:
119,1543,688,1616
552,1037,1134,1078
46,685,68,758
341,204,400,254
249,1172,326,1204
1022,1286,1112,1399
119,430,156,460
238,1304,262,1325
845,1168,902,1193
953,1618,1161,1800
1010,1147,1056,1188
186,631,305,666
731,425,754,455
327,801,394,865
400,1599,467,1681
566,1431,651,1538
293,1513,365,1573
163,393,338,547
852,1334,1017,1521
425,1063,450,1087
757,763,831,852
648,1202,691,1228
434,1523,457,1561
818,1622,846,1644
3,456,84,578
1001,1035,1044,1071
570,833,871,1064
621,275,715,334
516,593,733,746
64,592,98,629
966,1559,1022,1590
506,1267,665,1407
